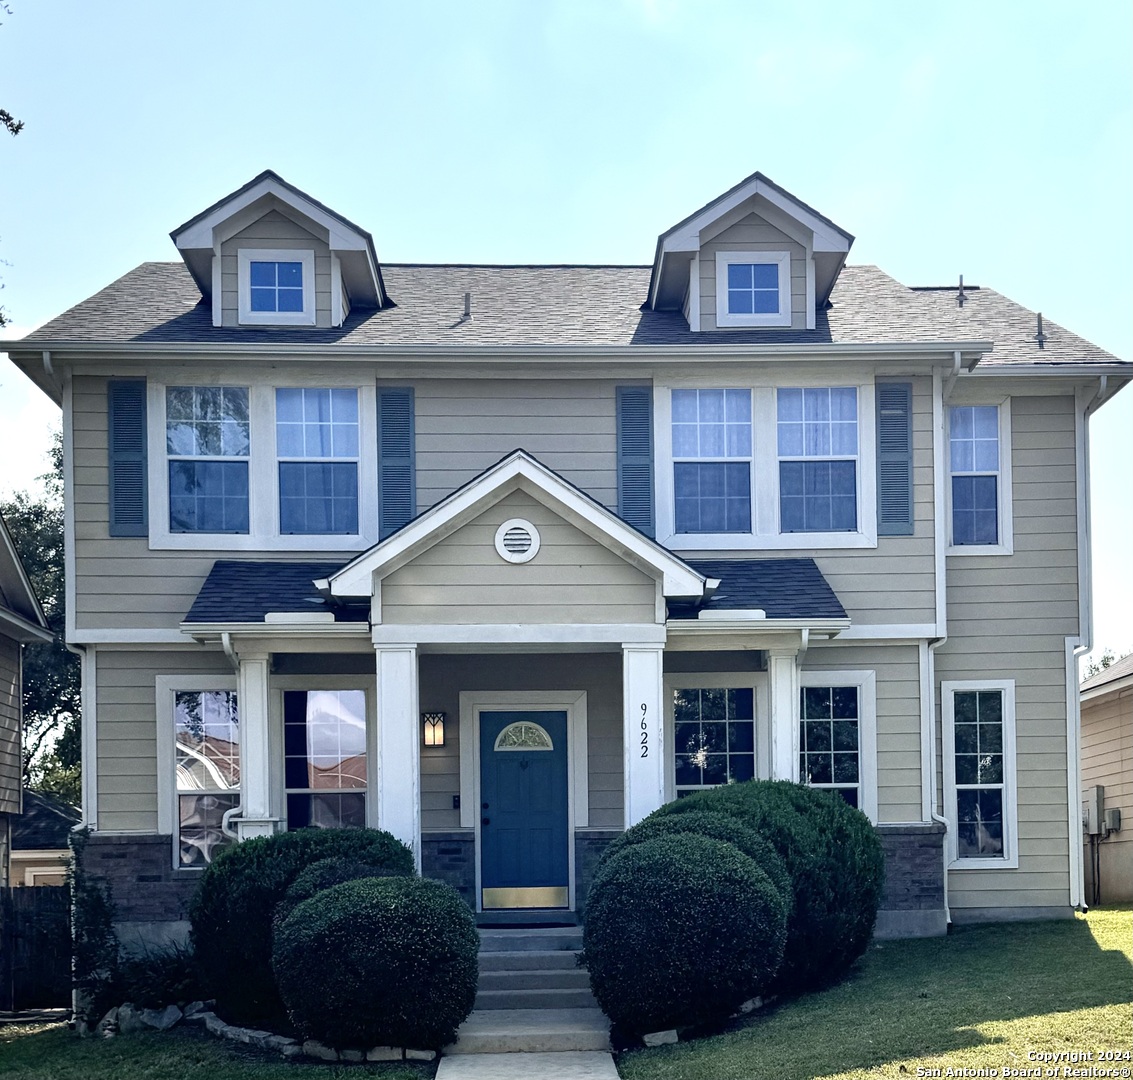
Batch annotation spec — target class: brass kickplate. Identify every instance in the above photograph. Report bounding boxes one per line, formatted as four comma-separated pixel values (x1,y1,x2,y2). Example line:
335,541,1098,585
481,886,568,909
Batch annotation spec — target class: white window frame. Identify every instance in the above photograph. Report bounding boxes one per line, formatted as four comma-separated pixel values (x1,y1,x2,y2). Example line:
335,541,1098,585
237,248,316,326
662,671,770,802
715,250,791,327
147,378,379,551
654,378,878,551
946,398,1013,556
942,679,1018,869
156,674,240,872
798,669,878,823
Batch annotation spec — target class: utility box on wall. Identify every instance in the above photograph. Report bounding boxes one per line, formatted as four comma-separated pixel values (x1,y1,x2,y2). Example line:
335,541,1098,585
1084,785,1105,836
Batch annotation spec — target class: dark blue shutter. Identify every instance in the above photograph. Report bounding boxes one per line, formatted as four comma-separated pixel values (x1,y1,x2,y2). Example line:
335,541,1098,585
616,386,654,537
876,381,914,536
108,379,148,537
378,387,415,539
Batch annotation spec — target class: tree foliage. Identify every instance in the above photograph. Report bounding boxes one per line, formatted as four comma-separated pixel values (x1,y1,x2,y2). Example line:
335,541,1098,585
1,2,22,327
0,430,80,802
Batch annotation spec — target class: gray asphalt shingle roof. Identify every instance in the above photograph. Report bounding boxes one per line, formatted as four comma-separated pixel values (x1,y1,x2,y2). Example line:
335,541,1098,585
681,558,848,620
16,261,1124,366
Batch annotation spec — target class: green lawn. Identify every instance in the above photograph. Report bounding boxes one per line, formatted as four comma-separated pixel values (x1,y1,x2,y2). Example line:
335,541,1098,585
0,1022,434,1079
618,907,1133,1080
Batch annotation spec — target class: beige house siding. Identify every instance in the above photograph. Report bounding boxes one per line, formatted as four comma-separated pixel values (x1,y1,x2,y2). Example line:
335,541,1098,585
937,394,1079,913
380,491,658,626
219,209,334,328
413,379,619,514
418,652,623,832
698,212,808,331
1081,684,1133,902
95,648,232,833
0,634,21,816
802,642,923,823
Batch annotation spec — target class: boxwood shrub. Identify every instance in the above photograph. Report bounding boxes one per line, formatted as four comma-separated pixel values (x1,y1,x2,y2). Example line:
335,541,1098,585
583,833,787,1034
656,780,885,993
274,856,403,928
593,809,791,911
189,827,414,1027
272,876,479,1051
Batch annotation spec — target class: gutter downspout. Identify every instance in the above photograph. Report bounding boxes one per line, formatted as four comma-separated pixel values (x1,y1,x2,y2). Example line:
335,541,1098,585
218,633,243,839
64,642,97,829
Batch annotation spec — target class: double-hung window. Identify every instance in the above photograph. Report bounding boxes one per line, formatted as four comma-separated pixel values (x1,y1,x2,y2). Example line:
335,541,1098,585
284,689,368,829
943,680,1017,867
166,386,250,534
173,689,240,868
798,671,877,820
276,388,360,535
672,687,756,794
777,387,858,532
672,389,752,533
949,405,1005,548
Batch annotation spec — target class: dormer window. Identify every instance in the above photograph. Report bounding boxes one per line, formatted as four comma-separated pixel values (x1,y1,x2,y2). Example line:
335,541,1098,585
237,248,315,326
715,251,791,327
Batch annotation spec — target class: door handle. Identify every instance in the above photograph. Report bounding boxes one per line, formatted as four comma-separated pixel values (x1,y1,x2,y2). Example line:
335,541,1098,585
482,817,490,826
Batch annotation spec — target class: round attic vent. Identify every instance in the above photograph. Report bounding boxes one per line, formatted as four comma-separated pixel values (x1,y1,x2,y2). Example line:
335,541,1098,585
494,518,541,564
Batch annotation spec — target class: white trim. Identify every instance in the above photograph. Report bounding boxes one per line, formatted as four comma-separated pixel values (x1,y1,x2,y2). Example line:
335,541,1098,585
714,250,791,328
918,640,933,822
799,669,878,824
372,623,667,646
0,607,52,642
375,648,421,869
237,249,316,326
63,373,77,644
805,255,816,331
838,623,935,642
1064,637,1083,908
941,678,1018,870
662,670,771,802
688,254,701,332
81,645,97,827
946,398,1014,556
458,690,588,912
623,646,665,827
494,518,541,564
210,254,222,327
330,254,345,328
155,674,239,870
933,367,948,636
1074,386,1094,654
73,629,209,644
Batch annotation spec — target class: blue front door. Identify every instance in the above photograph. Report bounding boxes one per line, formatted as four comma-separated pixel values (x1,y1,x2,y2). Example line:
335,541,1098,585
480,710,569,910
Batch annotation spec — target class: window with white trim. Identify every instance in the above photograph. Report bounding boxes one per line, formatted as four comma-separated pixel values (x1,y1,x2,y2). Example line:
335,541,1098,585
672,686,756,794
798,670,877,821
943,680,1017,867
671,388,752,533
174,690,240,867
715,250,791,327
777,387,859,533
949,405,1001,546
166,386,250,534
284,689,367,829
276,388,360,535
238,248,315,326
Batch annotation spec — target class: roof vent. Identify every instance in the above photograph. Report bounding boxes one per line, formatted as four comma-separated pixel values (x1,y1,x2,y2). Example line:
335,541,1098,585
494,519,541,564
1034,312,1046,349
957,274,967,308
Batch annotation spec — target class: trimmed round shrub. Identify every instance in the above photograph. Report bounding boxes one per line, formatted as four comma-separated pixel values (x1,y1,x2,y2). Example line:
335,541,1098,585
583,833,787,1034
272,876,478,1051
189,827,414,1027
594,810,791,911
656,780,885,993
274,856,404,927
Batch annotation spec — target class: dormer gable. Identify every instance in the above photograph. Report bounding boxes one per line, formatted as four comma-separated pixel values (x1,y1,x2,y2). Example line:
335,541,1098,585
647,171,853,333
170,170,387,330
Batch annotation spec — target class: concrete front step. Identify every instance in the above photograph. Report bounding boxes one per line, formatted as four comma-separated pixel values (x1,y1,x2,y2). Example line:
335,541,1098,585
474,987,600,1011
479,928,583,952
478,968,591,992
448,1008,611,1055
479,950,580,972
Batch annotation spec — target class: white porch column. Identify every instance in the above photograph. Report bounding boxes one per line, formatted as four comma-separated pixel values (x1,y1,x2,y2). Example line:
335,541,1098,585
375,645,421,870
236,651,277,840
623,644,666,827
768,647,800,782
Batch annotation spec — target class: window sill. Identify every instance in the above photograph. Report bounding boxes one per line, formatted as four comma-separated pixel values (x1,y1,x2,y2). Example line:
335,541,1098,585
947,856,1020,871
946,543,1014,557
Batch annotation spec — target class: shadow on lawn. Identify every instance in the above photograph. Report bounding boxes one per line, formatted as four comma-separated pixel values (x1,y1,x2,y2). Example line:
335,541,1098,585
619,914,1133,1080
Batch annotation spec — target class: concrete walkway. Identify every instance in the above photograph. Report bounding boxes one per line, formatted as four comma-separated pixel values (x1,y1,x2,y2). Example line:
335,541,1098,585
436,1051,620,1079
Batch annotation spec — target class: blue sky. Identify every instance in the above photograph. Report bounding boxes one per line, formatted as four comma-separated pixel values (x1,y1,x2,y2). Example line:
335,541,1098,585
0,0,1129,661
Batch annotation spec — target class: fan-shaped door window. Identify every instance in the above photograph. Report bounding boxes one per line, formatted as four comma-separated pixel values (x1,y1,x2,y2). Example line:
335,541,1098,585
494,721,554,751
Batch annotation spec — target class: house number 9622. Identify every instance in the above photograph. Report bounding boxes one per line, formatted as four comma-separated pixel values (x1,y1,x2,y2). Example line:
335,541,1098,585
640,703,649,758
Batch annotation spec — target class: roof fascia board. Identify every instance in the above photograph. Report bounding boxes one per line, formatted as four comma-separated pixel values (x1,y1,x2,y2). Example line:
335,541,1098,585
180,621,368,637
1080,672,1133,701
0,516,49,629
966,364,1132,378
667,617,850,633
0,606,53,642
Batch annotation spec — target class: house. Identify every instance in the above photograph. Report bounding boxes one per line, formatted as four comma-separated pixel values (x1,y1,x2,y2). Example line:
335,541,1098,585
10,789,81,887
1080,653,1132,903
1,169,1129,944
0,513,53,887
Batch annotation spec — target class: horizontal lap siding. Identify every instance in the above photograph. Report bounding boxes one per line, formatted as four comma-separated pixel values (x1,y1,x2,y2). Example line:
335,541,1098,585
417,653,623,831
414,380,619,513
938,394,1078,913
0,636,21,814
1081,689,1133,900
803,642,922,823
699,214,808,331
95,648,231,832
380,491,657,625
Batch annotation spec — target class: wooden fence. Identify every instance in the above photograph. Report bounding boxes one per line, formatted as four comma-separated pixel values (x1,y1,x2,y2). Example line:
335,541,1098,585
0,885,71,1010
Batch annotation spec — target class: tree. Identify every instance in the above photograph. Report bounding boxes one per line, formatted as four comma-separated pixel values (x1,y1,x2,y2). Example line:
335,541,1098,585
1083,648,1129,681
1,3,24,328
0,430,81,804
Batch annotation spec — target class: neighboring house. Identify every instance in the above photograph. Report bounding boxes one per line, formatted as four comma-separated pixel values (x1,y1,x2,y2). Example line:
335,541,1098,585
10,789,81,886
1,169,1130,944
1080,653,1133,903
0,513,53,887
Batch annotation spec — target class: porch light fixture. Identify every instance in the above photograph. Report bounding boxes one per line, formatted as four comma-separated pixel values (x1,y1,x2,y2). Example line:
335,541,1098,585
422,712,446,748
